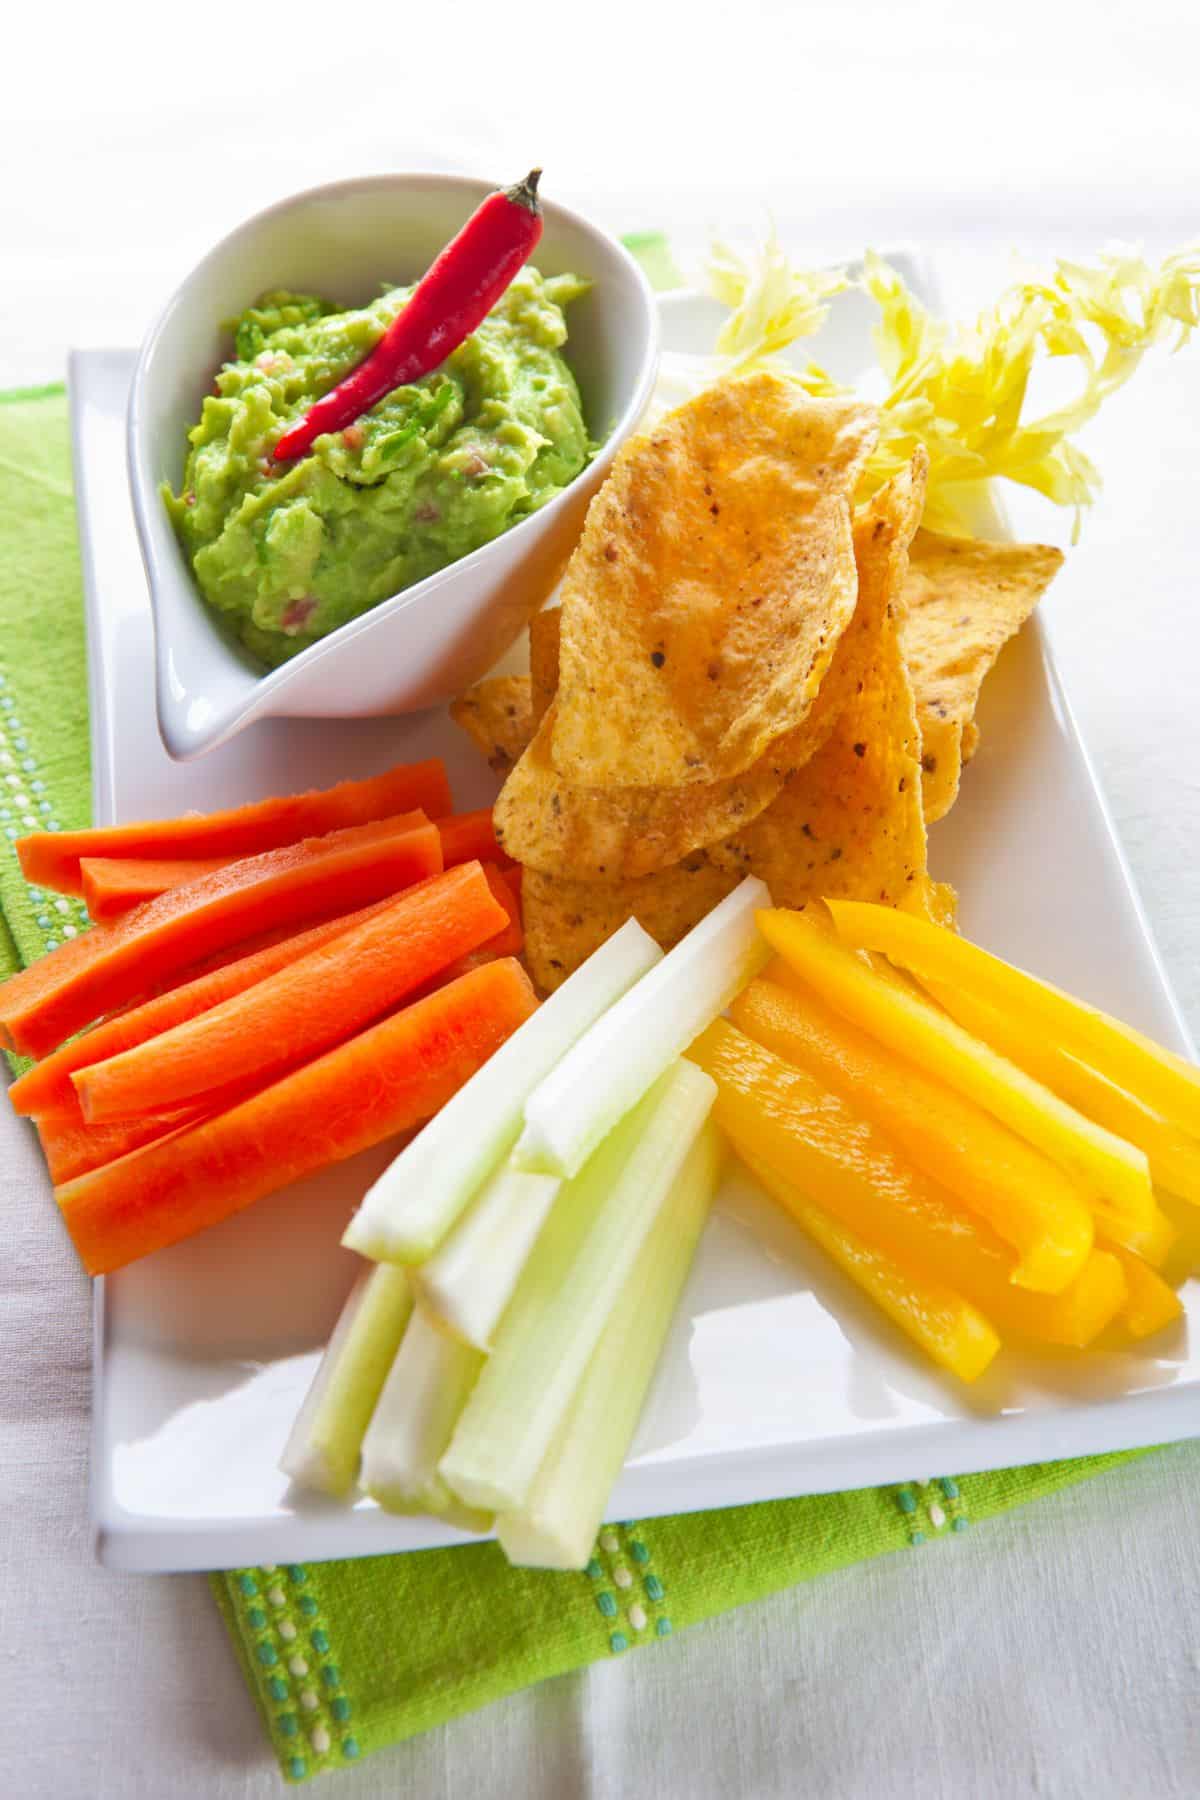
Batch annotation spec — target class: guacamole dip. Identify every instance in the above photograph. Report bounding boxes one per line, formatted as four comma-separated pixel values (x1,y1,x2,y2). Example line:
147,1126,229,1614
165,267,592,666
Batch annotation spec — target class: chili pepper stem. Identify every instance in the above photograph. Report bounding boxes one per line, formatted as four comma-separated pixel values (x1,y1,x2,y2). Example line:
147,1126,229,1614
505,169,542,214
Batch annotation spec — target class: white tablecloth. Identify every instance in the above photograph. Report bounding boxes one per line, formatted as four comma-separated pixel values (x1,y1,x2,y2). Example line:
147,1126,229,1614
3,3,1200,1791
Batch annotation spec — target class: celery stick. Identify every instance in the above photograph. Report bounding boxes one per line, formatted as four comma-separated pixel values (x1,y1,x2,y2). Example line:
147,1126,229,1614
439,1059,717,1515
279,1263,413,1498
412,1165,562,1351
343,918,662,1263
359,1307,492,1535
498,1122,721,1570
515,876,770,1178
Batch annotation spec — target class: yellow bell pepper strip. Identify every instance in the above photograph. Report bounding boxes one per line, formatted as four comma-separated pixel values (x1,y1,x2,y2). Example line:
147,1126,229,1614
1110,1204,1177,1270
758,907,1154,1236
825,899,1200,1137
978,1249,1126,1346
1156,1192,1200,1277
688,1019,1128,1348
918,975,1200,1211
738,1150,1000,1381
1101,1242,1185,1339
731,976,1093,1294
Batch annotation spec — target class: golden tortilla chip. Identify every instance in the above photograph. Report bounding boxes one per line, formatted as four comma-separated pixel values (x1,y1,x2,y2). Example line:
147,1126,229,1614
921,877,959,929
914,713,963,826
529,607,561,728
495,539,887,882
522,856,739,992
495,702,799,880
550,373,878,789
449,677,534,777
900,531,1064,823
710,455,930,911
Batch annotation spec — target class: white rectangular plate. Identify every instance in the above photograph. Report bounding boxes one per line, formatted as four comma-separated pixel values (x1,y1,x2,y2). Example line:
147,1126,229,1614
72,261,1199,1573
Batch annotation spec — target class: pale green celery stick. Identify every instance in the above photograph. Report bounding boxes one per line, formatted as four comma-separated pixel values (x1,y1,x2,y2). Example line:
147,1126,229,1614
343,918,662,1262
498,1121,722,1570
279,1264,412,1497
515,876,770,1178
360,1306,492,1535
412,1165,562,1351
439,1059,717,1515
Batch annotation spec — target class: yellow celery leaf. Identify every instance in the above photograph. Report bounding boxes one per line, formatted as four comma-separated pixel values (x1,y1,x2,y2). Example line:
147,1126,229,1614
858,243,1200,537
646,234,850,423
707,230,850,367
654,235,1199,540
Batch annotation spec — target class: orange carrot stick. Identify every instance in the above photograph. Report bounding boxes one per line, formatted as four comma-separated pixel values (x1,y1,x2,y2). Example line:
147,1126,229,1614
409,866,524,1000
0,813,442,1058
7,897,401,1118
479,863,523,955
81,856,228,922
80,824,460,914
17,757,453,896
75,863,508,1123
57,958,538,1275
37,1108,201,1185
438,808,509,870
38,1069,298,1179
149,896,402,993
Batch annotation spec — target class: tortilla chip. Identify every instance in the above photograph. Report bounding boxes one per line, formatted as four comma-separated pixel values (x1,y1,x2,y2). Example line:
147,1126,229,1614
495,535,886,882
550,373,878,788
529,607,561,728
449,677,535,777
710,455,930,911
494,702,799,879
522,856,739,992
922,877,959,929
900,531,1064,823
915,713,963,825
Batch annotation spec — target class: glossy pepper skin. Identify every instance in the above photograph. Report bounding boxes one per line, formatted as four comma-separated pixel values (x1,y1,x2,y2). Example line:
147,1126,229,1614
687,1018,1129,1350
273,171,544,462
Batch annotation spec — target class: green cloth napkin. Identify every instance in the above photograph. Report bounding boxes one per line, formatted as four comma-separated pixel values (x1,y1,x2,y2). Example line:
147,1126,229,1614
0,385,92,991
0,384,1155,1784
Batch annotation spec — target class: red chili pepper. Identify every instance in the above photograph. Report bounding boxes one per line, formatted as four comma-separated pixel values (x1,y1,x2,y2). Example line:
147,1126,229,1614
272,170,544,463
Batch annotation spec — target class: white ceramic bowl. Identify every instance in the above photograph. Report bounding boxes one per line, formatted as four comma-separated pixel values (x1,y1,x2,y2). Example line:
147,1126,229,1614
128,173,659,760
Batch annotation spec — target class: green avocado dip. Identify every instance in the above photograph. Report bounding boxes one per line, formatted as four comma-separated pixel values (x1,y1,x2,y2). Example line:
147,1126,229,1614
164,267,592,666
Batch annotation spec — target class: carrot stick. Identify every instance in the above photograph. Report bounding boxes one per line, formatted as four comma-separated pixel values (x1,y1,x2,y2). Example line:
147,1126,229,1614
57,958,538,1275
37,1108,201,1185
75,863,509,1123
79,814,508,918
149,898,400,993
438,809,509,870
416,948,499,993
81,856,228,922
148,860,518,1022
0,813,442,1058
479,863,523,956
408,866,524,1001
7,897,400,1118
17,757,453,896
39,1068,313,1179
